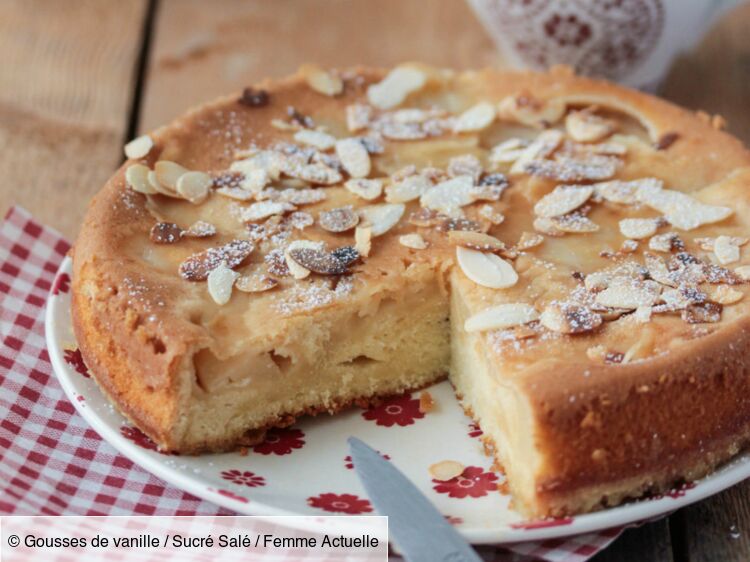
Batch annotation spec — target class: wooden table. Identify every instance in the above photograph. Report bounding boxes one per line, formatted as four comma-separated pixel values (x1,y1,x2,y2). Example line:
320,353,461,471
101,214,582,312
2,1,749,559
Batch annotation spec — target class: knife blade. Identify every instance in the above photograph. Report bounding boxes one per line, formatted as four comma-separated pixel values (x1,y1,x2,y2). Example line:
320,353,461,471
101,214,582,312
348,437,482,562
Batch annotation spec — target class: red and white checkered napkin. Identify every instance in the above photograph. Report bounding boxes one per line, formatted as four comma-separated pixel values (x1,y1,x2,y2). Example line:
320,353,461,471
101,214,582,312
0,205,624,560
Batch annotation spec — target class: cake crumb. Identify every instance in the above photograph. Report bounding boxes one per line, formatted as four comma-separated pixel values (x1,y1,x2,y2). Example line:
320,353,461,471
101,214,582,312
419,391,435,413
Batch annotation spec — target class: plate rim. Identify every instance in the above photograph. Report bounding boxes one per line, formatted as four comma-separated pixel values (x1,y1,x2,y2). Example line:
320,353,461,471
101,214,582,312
46,256,750,544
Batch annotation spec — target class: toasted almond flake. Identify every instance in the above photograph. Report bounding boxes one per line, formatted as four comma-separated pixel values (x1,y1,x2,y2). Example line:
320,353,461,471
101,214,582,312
355,224,372,257
345,178,383,200
125,164,156,194
319,206,359,233
534,185,593,218
282,161,343,185
346,104,373,132
517,232,544,250
649,232,682,253
386,174,432,203
489,138,528,165
335,138,371,178
634,306,653,323
509,129,563,175
636,185,733,231
288,245,358,275
734,265,750,280
565,109,615,143
420,175,475,216
706,284,743,305
184,220,216,238
241,201,296,222
154,160,189,189
619,218,658,240
456,246,518,289
464,303,539,332
359,203,405,236
207,262,239,305
594,278,661,309
367,66,427,109
235,273,279,293
419,391,435,414
399,233,428,249
453,102,496,133
594,178,662,205
552,214,600,234
179,239,254,281
620,239,639,254
428,460,464,481
240,168,271,193
682,302,722,324
149,222,183,244
284,240,324,279
447,155,483,182
478,205,505,226
176,171,211,204
124,134,153,159
300,64,343,96
448,230,506,253
533,217,565,237
148,170,178,196
277,187,327,206
232,151,284,182
293,129,337,151
216,186,255,201
714,235,741,265
497,94,565,128
540,302,602,334
525,157,618,182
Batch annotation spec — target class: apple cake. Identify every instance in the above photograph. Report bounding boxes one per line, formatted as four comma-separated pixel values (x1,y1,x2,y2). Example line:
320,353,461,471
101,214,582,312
72,63,750,517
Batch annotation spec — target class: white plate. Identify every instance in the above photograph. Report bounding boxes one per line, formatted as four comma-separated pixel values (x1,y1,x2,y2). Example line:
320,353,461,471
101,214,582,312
47,257,750,544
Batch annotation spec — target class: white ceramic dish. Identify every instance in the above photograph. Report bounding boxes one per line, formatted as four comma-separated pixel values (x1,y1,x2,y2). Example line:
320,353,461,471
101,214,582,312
47,257,750,544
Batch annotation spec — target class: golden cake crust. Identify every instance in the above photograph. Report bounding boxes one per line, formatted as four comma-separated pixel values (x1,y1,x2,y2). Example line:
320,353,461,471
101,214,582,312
72,64,750,516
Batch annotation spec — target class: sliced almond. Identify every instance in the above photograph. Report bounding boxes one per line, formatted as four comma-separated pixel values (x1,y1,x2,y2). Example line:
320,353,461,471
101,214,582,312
125,164,156,194
565,109,615,143
478,204,505,226
345,178,383,201
335,138,371,178
216,186,255,201
124,134,153,159
453,102,496,133
464,303,539,332
682,302,722,324
734,265,750,281
456,246,518,289
284,240,324,279
300,64,343,96
154,160,189,190
148,170,178,197
595,277,661,309
149,222,183,244
277,187,327,206
176,171,212,204
241,201,296,222
497,94,565,128
509,129,563,175
447,155,483,182
619,218,658,240
649,232,683,253
540,302,602,334
346,104,374,132
553,213,600,234
367,65,427,109
239,168,272,193
184,220,216,238
355,224,373,257
634,306,653,323
207,262,239,305
594,178,662,205
281,161,343,185
235,273,279,293
386,174,432,203
714,235,741,265
636,185,733,231
448,230,506,253
287,245,359,275
429,460,464,482
359,203,405,236
420,175,475,216
179,239,254,281
706,284,743,305
319,206,359,233
525,157,618,182
399,233,428,249
517,232,544,250
489,138,528,165
534,185,593,218
293,129,337,151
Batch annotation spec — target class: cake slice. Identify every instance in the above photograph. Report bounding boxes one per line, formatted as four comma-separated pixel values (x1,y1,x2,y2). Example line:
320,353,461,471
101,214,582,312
72,63,750,517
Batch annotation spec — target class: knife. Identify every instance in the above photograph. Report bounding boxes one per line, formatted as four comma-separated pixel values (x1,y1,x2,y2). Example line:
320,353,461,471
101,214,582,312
348,437,483,562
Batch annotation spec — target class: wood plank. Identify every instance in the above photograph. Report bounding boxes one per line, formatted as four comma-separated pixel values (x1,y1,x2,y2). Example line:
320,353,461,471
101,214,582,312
592,519,673,562
0,0,149,238
139,0,499,131
661,3,750,145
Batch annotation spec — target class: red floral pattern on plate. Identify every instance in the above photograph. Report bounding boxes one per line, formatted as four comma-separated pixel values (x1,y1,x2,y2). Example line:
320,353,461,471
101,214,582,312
52,272,70,295
307,493,372,515
362,394,425,427
213,489,249,503
344,451,390,470
221,469,266,488
120,425,175,456
63,348,89,378
252,427,305,455
432,466,499,499
468,422,483,439
510,517,574,530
